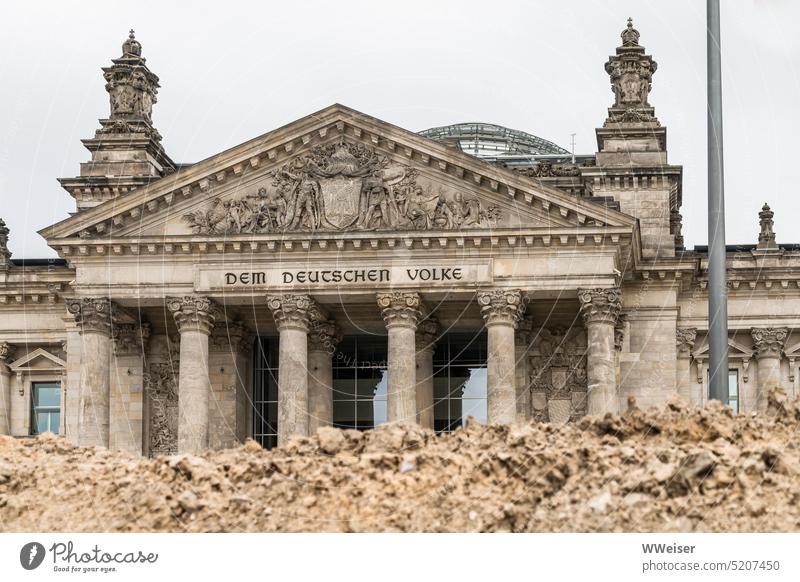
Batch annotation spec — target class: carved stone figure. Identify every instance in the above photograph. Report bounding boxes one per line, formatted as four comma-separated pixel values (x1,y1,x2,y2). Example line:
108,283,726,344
604,19,658,112
182,140,501,234
528,326,588,421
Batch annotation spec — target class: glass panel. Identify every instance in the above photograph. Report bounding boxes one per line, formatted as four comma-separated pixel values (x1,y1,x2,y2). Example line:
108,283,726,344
252,337,279,448
728,369,739,414
432,334,488,433
331,336,387,431
36,412,50,434
34,384,61,407
50,412,60,434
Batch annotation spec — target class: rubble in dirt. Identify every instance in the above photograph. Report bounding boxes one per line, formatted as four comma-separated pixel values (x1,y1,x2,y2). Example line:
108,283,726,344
2,390,800,532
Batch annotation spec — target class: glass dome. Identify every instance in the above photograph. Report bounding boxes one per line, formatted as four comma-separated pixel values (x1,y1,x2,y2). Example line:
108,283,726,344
419,122,569,161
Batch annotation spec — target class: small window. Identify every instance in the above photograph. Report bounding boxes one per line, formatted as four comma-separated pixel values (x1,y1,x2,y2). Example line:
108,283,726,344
30,382,61,435
728,369,739,413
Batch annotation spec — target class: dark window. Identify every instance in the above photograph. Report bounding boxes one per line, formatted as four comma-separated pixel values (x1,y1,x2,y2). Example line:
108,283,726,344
332,336,387,430
253,337,279,449
30,382,61,435
728,369,739,413
433,333,487,433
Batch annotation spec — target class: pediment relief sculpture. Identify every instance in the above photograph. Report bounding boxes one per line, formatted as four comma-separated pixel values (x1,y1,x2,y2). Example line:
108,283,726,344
182,141,500,235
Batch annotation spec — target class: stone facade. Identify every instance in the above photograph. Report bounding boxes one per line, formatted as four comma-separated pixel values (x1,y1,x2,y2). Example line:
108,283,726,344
2,22,799,455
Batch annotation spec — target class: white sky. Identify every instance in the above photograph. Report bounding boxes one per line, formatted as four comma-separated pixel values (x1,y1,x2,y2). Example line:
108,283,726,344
1,0,798,257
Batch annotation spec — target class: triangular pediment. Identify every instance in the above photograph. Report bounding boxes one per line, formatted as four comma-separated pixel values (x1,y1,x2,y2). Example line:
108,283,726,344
41,104,636,244
9,348,66,372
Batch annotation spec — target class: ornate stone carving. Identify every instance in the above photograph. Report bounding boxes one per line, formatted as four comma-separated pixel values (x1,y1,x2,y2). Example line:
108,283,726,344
66,297,115,335
670,210,685,250
415,317,439,352
0,217,10,269
477,289,526,328
528,327,588,411
209,320,252,354
604,18,657,111
515,316,535,347
377,292,422,329
614,314,628,351
182,141,500,235
676,327,697,357
145,360,178,456
578,288,621,325
515,159,581,178
0,341,13,363
757,203,778,250
166,296,218,335
103,30,159,123
267,294,322,332
751,327,788,359
308,319,341,353
113,322,151,355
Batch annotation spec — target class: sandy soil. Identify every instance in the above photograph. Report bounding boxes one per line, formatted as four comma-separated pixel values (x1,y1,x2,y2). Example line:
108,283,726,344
2,391,800,532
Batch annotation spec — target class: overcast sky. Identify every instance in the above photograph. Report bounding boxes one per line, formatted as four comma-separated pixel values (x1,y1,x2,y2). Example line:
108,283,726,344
1,0,798,257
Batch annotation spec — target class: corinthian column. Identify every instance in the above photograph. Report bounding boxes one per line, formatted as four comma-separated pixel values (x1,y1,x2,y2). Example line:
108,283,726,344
66,297,115,447
267,294,318,444
514,317,534,423
0,342,13,435
752,327,787,411
308,318,340,434
377,292,422,423
676,328,698,404
578,288,621,415
415,317,439,429
478,289,526,424
167,295,218,453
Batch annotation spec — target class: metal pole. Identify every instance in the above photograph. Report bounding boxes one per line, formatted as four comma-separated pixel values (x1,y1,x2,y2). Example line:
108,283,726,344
707,0,729,403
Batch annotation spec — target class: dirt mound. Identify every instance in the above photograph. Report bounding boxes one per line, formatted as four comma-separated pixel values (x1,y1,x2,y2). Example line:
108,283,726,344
3,390,800,532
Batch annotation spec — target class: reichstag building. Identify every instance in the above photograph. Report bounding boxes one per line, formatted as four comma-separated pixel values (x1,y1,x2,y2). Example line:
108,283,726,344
1,20,796,455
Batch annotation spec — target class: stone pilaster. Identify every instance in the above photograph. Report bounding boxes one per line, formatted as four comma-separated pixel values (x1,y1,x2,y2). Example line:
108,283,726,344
110,322,150,454
167,295,218,453
514,317,534,423
267,294,319,445
578,288,621,415
66,298,115,447
675,328,698,404
308,319,340,434
415,317,439,429
377,292,422,424
752,327,787,411
478,289,526,424
0,342,12,435
208,321,252,449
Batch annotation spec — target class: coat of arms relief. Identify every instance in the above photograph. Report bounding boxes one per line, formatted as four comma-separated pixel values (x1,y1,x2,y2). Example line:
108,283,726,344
183,141,501,234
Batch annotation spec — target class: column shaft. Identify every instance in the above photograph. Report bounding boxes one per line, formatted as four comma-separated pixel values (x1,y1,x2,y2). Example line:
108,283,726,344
0,364,10,435
307,320,339,434
415,348,434,429
752,327,787,412
579,288,621,416
478,289,526,425
378,292,422,424
67,298,114,447
167,296,217,454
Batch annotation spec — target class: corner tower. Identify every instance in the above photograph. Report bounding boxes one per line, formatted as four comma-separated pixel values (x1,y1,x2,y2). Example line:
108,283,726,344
585,18,684,258
59,31,175,210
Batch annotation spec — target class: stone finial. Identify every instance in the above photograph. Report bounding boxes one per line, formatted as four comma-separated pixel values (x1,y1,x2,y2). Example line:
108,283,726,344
113,321,151,355
122,29,142,58
757,203,778,250
670,210,685,250
308,319,341,353
676,327,697,356
751,327,788,359
66,297,116,336
377,292,422,329
415,317,439,352
578,288,622,325
604,18,658,112
477,289,527,328
0,218,10,269
166,295,219,335
266,294,320,332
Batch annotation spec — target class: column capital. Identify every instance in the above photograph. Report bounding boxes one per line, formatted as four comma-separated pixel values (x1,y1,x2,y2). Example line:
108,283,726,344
578,287,621,326
210,320,252,355
309,319,341,353
415,317,439,353
751,327,788,359
676,327,697,357
478,289,526,328
113,322,151,355
167,295,219,335
377,292,422,329
267,294,321,333
66,297,116,335
515,316,535,345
